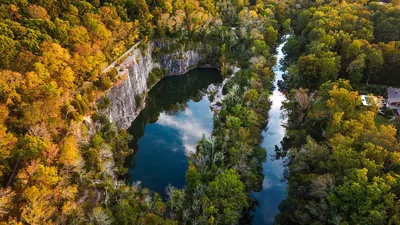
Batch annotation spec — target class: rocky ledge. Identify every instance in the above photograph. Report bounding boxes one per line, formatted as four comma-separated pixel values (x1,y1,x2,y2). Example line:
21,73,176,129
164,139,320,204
103,41,217,129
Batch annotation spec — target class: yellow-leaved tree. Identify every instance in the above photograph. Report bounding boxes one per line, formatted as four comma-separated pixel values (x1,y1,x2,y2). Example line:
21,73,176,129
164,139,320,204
59,136,80,168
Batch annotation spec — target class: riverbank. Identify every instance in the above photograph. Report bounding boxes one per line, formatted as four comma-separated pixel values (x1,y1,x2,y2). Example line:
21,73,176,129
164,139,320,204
252,36,289,225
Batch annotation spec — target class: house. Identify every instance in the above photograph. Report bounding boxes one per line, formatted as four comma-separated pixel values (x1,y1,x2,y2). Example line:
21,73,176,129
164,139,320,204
387,87,400,110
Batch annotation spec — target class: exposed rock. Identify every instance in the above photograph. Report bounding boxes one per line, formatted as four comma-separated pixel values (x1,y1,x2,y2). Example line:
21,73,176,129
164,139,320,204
160,50,203,75
103,42,216,129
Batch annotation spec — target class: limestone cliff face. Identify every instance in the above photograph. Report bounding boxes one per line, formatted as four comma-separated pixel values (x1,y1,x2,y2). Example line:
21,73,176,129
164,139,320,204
160,50,205,75
104,42,211,129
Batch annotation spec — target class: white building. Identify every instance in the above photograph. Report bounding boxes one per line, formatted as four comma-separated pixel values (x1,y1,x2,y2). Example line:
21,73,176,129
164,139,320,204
360,95,383,107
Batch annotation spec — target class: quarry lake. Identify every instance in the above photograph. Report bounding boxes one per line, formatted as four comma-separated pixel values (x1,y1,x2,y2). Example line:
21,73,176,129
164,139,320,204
126,68,222,197
125,40,288,223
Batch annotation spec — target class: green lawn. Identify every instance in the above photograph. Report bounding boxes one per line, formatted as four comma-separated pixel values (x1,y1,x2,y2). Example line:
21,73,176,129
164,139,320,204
374,114,391,127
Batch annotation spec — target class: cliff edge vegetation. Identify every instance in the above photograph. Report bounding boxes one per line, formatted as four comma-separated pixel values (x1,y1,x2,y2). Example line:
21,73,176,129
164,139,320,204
0,0,286,224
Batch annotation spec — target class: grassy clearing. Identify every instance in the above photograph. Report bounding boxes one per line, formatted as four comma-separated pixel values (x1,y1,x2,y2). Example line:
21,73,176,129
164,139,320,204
374,114,392,127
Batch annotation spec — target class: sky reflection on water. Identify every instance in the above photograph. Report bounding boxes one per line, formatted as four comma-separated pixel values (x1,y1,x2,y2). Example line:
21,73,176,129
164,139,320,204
252,40,288,225
127,69,221,197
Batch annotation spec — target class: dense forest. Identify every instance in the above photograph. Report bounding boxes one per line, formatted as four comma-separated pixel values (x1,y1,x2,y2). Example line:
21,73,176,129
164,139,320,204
276,0,400,224
0,0,287,224
2,0,400,224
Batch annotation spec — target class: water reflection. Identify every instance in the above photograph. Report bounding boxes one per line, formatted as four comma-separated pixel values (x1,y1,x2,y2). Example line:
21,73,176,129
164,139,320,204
127,68,222,197
157,102,212,154
252,39,288,225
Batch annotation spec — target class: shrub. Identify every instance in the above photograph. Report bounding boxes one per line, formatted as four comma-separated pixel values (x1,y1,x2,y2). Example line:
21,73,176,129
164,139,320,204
146,68,167,87
100,76,112,90
135,94,143,106
98,97,111,110
94,75,113,91
384,108,395,118
92,112,99,122
71,100,83,115
109,68,118,81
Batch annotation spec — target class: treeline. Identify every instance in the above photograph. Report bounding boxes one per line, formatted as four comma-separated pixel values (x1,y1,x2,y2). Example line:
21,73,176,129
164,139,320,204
0,0,143,223
0,0,287,224
276,0,400,224
280,0,400,91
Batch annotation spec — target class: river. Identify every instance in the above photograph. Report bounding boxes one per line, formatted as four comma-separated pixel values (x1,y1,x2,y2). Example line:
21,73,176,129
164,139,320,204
126,68,222,197
252,38,288,225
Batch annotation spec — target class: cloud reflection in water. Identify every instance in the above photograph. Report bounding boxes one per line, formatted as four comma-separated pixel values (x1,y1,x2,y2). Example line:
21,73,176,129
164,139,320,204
157,96,213,155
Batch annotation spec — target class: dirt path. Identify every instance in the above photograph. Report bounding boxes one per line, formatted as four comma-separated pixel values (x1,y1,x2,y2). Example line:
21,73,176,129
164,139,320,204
102,40,143,74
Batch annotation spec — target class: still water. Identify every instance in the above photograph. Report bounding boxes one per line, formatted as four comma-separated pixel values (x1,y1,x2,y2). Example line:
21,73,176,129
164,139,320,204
126,68,222,197
252,39,288,224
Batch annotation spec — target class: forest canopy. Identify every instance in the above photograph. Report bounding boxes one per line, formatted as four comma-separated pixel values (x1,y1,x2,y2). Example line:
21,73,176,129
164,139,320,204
2,0,400,224
276,0,400,224
0,0,285,224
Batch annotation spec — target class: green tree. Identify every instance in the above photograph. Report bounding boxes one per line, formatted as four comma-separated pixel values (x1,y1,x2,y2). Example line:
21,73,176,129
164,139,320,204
206,169,248,225
365,48,383,85
0,35,18,68
265,26,278,47
346,54,366,86
295,52,340,89
114,200,139,225
327,84,361,117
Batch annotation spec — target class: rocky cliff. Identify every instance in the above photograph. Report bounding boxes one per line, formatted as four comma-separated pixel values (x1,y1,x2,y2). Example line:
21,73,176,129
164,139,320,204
104,42,214,129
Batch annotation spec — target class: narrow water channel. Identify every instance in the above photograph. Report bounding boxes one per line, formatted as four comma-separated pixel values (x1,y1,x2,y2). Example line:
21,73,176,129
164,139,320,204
126,68,222,197
252,39,288,224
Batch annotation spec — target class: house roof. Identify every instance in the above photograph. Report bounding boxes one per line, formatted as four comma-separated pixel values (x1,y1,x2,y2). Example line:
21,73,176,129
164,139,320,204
388,87,400,103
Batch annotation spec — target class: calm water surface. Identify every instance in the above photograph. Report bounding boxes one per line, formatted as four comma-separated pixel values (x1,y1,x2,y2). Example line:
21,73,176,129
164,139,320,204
127,69,222,197
126,43,288,223
252,39,288,225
